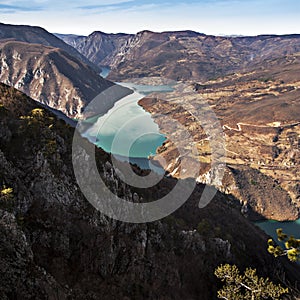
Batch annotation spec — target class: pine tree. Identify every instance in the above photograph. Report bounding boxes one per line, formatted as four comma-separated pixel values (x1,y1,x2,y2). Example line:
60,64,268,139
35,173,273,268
215,264,288,299
268,229,300,262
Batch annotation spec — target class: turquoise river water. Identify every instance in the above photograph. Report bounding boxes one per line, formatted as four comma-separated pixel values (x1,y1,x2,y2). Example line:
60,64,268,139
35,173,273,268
83,67,174,169
97,66,300,238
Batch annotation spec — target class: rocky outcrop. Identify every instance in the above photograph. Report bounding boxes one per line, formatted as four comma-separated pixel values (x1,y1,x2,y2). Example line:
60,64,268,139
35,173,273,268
0,209,69,300
1,84,300,299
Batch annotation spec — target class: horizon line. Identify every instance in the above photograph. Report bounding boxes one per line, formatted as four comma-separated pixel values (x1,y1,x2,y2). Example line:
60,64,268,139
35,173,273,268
2,21,300,38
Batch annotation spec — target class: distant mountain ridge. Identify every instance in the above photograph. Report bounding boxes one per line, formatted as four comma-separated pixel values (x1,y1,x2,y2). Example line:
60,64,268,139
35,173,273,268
58,30,300,81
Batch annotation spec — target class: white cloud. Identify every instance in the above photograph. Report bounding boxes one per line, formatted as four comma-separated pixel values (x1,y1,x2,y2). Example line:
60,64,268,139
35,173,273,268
0,0,299,35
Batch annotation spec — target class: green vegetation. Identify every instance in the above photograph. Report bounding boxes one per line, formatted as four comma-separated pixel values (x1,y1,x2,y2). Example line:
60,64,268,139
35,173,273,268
268,229,300,262
164,215,186,228
1,187,13,196
197,219,211,235
215,264,288,299
45,139,58,156
16,215,25,227
196,219,223,238
31,108,45,118
0,85,70,177
0,186,15,212
19,109,48,138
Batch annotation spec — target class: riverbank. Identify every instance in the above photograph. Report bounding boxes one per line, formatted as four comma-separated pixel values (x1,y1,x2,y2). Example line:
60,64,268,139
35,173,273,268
80,81,174,160
256,218,300,241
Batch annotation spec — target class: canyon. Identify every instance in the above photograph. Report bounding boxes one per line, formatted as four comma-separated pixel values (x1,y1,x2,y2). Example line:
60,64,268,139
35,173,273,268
138,53,300,221
2,83,300,299
59,29,300,221
1,23,299,221
0,21,300,299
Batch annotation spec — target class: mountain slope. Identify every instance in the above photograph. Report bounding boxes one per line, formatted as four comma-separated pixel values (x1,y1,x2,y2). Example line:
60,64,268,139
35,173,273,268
0,23,98,72
59,30,300,81
108,32,300,81
53,33,86,48
57,31,133,68
0,40,130,118
139,53,300,221
1,83,299,299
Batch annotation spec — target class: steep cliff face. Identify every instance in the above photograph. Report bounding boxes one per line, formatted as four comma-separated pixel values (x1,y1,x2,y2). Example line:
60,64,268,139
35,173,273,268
58,29,300,81
53,33,86,48
0,40,131,118
1,84,300,299
57,31,133,68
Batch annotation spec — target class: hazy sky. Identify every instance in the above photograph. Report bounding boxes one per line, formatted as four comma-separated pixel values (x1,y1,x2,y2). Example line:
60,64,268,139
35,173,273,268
0,0,299,36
